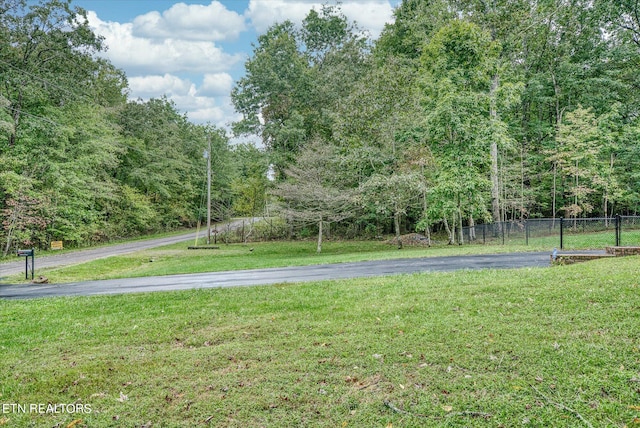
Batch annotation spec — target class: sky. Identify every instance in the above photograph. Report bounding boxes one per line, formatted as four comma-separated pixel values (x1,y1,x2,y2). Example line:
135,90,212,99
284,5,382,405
70,0,400,133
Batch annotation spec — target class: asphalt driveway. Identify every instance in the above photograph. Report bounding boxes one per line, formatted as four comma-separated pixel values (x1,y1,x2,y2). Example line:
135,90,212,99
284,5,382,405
0,251,555,299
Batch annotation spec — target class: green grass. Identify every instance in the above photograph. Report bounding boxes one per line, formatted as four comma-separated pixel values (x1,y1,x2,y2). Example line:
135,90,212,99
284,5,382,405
5,239,563,284
1,256,640,426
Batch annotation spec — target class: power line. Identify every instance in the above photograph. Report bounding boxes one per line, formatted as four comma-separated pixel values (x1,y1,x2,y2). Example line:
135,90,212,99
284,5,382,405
1,58,203,158
0,46,214,165
4,105,63,128
0,57,98,106
3,105,208,165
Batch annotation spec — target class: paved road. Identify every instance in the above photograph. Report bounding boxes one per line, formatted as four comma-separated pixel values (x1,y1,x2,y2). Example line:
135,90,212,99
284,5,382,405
0,231,198,278
0,219,251,278
0,251,557,299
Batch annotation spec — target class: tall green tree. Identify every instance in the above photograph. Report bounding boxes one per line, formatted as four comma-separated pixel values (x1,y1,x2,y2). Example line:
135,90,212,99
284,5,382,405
301,5,369,141
232,6,370,177
0,0,105,147
0,0,250,251
375,0,452,63
231,21,310,175
230,143,270,218
419,20,501,226
548,106,603,219
0,0,132,249
116,98,223,231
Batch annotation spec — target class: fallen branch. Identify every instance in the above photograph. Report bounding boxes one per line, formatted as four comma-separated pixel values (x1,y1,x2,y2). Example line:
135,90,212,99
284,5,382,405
384,401,429,418
446,411,492,419
358,378,381,390
531,385,593,428
384,401,491,420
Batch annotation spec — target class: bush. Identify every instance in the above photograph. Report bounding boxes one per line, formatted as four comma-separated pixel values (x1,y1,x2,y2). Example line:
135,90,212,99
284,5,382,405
253,217,289,241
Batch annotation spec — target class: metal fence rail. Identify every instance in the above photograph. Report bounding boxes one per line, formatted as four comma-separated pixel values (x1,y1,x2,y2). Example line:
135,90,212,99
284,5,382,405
559,217,616,250
618,216,640,247
459,215,640,249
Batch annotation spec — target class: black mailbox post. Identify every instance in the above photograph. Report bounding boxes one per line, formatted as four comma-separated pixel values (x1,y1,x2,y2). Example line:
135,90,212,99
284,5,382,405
17,248,34,280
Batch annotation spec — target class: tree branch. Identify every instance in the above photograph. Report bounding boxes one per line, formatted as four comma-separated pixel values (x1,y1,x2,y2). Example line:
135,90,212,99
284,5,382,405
384,401,491,420
384,401,430,418
531,385,593,428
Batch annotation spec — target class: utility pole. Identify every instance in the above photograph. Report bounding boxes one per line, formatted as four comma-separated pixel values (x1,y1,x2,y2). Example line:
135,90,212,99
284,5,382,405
207,134,212,245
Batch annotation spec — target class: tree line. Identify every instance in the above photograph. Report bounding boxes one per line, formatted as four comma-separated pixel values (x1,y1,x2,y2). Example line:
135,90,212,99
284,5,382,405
0,0,265,254
3,0,640,254
232,1,640,250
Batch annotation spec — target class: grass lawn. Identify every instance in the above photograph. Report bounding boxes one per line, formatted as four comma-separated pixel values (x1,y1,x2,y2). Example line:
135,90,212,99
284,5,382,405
1,256,639,426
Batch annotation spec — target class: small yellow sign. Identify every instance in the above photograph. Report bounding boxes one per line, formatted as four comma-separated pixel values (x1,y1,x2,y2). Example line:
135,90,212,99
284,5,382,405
50,241,63,250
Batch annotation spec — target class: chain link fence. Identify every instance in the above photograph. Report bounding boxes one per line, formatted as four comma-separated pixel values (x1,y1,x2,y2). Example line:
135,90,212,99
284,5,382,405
460,216,640,249
618,216,640,247
202,216,640,249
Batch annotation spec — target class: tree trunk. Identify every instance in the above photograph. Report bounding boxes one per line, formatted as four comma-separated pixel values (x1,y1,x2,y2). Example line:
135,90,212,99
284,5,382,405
458,208,464,245
444,217,453,245
450,213,456,245
421,164,430,246
316,219,323,253
394,211,402,249
468,215,476,241
3,205,20,256
3,225,15,257
520,145,526,219
575,161,579,215
552,161,557,227
604,153,615,225
425,224,431,246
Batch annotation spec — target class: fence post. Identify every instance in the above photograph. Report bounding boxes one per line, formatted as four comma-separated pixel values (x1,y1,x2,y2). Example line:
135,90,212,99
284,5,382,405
560,217,564,250
525,221,529,246
615,214,621,247
482,224,486,244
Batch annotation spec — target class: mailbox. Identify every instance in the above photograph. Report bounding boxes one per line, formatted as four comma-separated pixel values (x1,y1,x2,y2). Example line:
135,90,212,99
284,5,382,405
16,248,35,280
17,249,34,257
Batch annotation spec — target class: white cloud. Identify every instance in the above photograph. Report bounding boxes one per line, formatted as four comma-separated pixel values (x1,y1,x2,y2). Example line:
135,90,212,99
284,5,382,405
132,1,246,41
183,95,241,128
198,73,234,97
84,1,398,129
246,0,394,38
339,2,395,38
189,106,230,123
128,74,195,99
246,0,316,34
87,11,243,75
127,74,238,127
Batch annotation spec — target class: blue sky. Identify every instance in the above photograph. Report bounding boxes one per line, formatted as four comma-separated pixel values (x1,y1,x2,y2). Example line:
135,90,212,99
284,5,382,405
70,0,399,131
